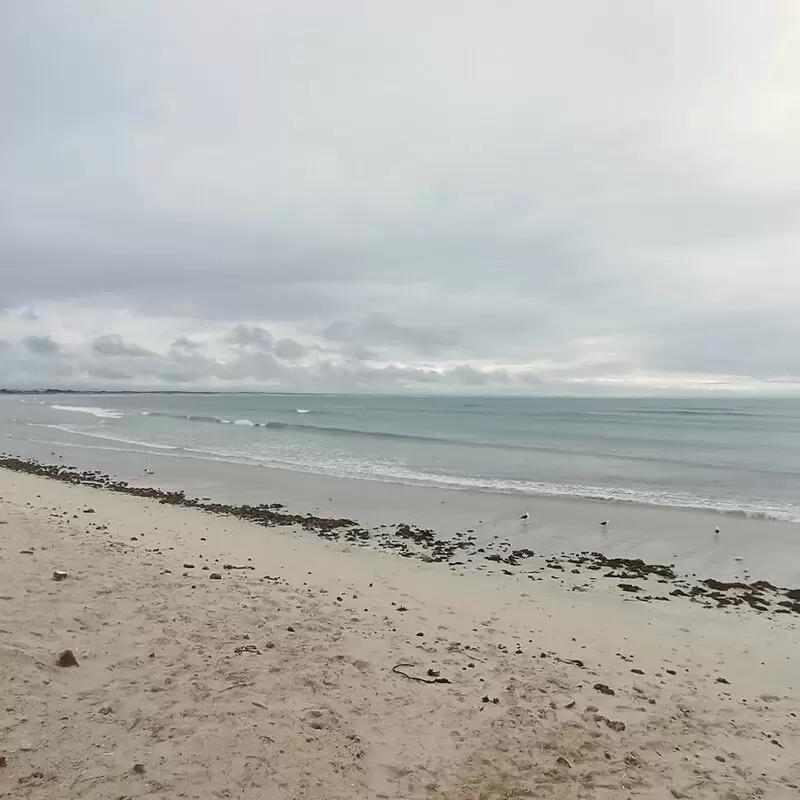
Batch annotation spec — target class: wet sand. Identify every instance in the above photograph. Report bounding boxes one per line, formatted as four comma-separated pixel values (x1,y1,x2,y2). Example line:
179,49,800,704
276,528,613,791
1,464,800,799
4,431,800,586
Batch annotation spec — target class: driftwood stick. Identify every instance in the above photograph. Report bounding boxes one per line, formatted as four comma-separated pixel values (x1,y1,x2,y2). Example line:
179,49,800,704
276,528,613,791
391,663,451,684
219,681,254,693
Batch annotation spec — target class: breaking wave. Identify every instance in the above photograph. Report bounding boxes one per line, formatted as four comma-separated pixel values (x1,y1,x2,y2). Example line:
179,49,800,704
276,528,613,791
50,404,124,420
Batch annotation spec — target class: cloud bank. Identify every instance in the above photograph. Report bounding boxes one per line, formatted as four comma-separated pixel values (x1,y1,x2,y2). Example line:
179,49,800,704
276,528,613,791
1,1,799,394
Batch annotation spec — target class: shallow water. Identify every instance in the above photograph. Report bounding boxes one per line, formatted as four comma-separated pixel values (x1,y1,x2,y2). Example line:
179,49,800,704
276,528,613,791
3,393,800,522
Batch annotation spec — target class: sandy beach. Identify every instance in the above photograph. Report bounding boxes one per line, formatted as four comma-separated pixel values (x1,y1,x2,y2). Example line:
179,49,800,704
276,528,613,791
2,467,800,799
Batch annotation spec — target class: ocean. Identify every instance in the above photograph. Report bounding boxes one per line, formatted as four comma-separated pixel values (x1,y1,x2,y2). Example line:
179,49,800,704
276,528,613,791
2,393,800,524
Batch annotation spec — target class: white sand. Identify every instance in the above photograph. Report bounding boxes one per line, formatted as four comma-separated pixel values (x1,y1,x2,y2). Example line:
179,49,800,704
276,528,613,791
1,470,799,799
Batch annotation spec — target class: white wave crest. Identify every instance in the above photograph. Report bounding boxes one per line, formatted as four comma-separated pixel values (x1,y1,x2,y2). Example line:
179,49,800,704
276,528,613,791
50,404,124,420
26,422,178,450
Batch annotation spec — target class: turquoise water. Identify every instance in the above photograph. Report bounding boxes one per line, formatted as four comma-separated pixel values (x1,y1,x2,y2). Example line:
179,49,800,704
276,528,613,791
4,394,800,522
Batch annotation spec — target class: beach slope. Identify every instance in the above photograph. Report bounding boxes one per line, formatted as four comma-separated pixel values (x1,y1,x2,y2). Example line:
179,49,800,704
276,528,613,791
1,470,798,799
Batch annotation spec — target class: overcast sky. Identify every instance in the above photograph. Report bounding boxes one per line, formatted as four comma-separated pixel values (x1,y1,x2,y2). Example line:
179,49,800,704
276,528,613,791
1,1,799,394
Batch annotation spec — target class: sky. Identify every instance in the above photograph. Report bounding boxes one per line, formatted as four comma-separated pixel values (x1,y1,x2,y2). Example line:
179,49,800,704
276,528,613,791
1,1,799,394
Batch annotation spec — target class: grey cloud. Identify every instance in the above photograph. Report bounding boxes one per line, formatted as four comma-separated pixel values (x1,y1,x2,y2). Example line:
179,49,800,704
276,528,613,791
225,325,274,352
446,365,491,386
2,323,797,395
0,2,799,392
642,310,800,378
449,365,512,386
0,327,545,391
85,332,286,385
322,314,461,357
93,334,155,357
88,363,138,381
340,344,380,363
274,338,308,361
230,352,284,381
170,337,203,352
24,335,60,356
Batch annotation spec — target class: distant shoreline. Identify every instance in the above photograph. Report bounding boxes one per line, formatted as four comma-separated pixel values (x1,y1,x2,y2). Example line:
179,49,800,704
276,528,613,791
0,388,318,396
5,388,800,399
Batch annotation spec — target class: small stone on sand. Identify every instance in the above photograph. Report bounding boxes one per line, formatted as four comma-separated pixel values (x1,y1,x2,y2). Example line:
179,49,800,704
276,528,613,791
57,649,79,668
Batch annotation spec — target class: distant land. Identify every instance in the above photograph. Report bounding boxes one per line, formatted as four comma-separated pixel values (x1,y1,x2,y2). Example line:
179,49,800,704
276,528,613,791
0,388,271,395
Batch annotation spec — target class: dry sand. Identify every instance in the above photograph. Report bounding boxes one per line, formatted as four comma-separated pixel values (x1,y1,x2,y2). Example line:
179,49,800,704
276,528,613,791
1,469,799,799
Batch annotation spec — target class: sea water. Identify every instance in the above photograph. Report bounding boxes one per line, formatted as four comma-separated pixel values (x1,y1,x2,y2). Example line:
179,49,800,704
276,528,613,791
2,393,800,523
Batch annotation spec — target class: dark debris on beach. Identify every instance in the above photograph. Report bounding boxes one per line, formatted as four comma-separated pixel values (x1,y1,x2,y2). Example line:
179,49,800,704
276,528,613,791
2,453,799,619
